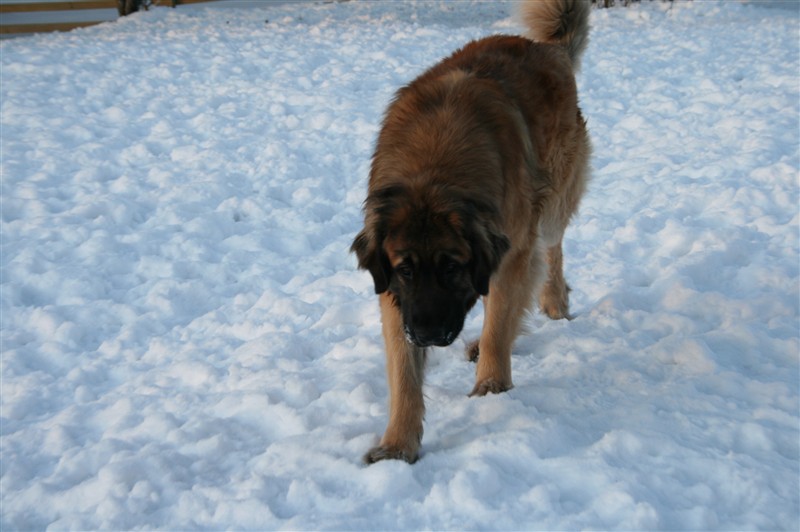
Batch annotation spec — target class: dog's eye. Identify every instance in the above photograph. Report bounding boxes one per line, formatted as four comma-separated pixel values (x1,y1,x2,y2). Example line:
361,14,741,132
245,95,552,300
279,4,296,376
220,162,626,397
396,263,413,280
442,259,460,275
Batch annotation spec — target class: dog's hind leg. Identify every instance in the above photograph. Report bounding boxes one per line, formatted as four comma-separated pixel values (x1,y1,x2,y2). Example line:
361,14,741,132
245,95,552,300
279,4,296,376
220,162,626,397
364,292,426,464
470,246,543,396
539,241,572,320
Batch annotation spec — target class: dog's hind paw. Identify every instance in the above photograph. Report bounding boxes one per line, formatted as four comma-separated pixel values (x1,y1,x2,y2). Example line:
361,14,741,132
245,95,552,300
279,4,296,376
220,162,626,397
465,339,480,362
469,378,513,397
540,281,572,320
363,444,419,465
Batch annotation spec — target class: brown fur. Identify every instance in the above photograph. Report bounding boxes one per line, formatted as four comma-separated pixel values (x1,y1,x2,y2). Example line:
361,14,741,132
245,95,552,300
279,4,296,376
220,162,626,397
352,0,591,464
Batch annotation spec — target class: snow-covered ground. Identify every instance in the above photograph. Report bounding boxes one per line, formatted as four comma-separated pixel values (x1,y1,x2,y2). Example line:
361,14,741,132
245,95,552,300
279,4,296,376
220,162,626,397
2,0,798,529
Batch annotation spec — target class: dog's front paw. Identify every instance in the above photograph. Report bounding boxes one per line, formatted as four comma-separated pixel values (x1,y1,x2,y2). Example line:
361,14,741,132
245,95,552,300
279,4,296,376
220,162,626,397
469,378,513,397
363,444,419,465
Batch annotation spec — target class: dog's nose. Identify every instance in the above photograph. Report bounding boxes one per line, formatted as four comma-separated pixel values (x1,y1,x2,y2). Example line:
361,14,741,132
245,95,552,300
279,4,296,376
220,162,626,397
407,325,455,348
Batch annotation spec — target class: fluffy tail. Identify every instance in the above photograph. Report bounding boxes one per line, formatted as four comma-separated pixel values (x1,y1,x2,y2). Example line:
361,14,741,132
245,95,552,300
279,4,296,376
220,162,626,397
519,0,590,71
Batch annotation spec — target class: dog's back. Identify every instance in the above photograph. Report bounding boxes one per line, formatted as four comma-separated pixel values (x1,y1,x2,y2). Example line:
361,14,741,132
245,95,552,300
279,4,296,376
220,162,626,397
375,0,591,240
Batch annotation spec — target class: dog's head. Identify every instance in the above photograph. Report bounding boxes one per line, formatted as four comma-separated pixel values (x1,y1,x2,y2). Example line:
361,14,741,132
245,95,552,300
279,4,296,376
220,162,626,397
351,186,509,347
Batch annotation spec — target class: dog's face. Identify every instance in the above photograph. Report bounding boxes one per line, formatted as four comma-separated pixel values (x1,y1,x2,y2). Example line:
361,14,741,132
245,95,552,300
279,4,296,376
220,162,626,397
382,219,476,347
352,190,509,347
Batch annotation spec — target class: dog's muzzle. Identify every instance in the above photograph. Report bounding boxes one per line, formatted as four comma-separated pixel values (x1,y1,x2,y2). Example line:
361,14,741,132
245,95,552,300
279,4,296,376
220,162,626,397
404,325,458,348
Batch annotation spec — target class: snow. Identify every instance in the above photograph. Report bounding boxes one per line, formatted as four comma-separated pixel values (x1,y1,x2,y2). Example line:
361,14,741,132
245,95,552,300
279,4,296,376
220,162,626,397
1,0,798,529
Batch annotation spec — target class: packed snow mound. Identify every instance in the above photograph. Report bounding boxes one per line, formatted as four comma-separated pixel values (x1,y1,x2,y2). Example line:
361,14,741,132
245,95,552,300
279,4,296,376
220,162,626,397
1,1,798,529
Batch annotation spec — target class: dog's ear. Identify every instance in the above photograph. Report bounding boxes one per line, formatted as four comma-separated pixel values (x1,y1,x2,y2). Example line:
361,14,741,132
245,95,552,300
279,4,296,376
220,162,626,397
470,225,510,296
351,229,391,294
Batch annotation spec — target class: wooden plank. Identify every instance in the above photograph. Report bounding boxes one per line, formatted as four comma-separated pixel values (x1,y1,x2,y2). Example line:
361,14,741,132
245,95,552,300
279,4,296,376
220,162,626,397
0,0,218,13
165,0,220,5
0,2,117,13
0,0,222,36
0,21,102,33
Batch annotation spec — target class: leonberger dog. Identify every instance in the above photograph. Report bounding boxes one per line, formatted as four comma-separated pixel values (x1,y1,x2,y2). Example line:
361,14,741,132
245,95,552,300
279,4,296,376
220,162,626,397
352,0,591,464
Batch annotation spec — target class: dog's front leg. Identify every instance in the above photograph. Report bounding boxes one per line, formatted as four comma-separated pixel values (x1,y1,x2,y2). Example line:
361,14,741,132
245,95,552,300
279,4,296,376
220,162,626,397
364,291,426,464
